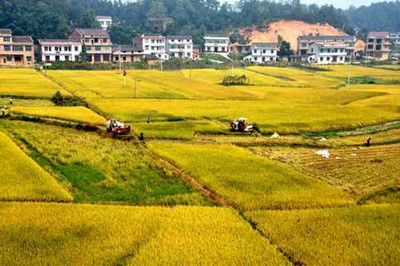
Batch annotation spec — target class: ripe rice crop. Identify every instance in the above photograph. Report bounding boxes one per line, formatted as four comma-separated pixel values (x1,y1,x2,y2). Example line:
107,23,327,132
10,106,106,125
132,120,227,140
318,65,400,79
1,120,207,205
0,69,71,98
255,144,400,200
247,66,345,88
92,98,400,134
0,202,288,265
245,204,400,265
0,132,72,201
149,142,351,210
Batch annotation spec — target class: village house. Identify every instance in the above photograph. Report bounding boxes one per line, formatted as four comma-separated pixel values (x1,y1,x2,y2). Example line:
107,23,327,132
203,35,230,55
134,35,169,60
112,45,144,63
229,43,251,56
244,42,278,63
70,28,113,63
95,16,112,30
307,41,347,64
0,29,34,66
365,32,390,60
298,35,355,60
38,39,82,63
166,35,193,59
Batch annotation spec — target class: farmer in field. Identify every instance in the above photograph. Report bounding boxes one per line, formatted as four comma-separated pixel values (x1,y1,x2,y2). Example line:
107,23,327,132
9,98,13,105
1,107,5,116
365,137,372,147
147,117,151,124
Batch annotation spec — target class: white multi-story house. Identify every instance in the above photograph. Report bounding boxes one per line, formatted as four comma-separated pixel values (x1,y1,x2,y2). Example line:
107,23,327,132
166,35,193,59
204,35,229,55
38,39,82,63
307,41,347,64
95,16,112,30
134,35,169,60
244,42,278,63
389,32,400,45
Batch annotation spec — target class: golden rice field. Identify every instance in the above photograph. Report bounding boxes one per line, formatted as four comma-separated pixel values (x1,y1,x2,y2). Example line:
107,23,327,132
149,142,351,210
0,69,71,98
1,120,207,205
254,144,400,201
1,66,400,265
10,106,106,125
245,204,400,265
0,131,72,202
0,202,288,265
92,98,400,134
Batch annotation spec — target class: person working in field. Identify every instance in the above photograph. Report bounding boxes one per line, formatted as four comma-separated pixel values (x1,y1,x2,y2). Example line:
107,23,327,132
1,107,6,116
9,98,13,105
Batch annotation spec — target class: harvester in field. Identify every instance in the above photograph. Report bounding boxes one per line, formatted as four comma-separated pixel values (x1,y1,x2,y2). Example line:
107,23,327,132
230,118,260,133
106,119,131,135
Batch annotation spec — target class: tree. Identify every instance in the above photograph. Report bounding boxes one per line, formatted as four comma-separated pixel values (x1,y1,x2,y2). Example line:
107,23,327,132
278,39,294,58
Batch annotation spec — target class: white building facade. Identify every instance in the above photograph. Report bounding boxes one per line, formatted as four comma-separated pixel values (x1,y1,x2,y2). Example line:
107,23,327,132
38,39,82,63
166,35,193,59
136,35,169,60
307,42,347,65
245,42,278,63
204,35,229,55
95,16,112,30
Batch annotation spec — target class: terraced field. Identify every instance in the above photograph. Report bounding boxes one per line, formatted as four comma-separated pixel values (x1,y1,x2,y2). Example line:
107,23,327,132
0,66,399,265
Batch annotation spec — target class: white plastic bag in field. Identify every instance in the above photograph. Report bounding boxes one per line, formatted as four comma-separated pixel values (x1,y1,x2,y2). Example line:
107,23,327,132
315,149,330,159
271,132,280,139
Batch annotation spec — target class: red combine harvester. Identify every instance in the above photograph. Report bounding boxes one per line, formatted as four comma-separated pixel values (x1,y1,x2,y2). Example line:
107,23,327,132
230,118,260,133
106,119,131,135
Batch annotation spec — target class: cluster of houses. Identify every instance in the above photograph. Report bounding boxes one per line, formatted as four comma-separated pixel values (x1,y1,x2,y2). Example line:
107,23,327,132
0,15,399,67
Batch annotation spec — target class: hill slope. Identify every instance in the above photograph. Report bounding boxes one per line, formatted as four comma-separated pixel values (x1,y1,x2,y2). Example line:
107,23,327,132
239,20,348,51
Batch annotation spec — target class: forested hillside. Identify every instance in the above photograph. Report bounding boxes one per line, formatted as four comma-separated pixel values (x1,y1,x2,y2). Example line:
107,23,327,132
348,1,400,33
0,0,353,44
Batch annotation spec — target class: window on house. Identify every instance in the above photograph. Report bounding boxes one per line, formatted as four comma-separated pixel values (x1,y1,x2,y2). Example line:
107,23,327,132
25,46,32,51
45,56,50,62
103,54,110,61
94,38,99,43
65,56,69,61
320,57,323,61
103,38,107,43
55,56,60,61
3,37,10,42
4,45,11,51
95,47,101,51
13,46,23,51
27,56,32,62
6,55,12,61
75,46,78,51
85,38,90,43
376,39,382,44
376,45,382,51
123,56,127,61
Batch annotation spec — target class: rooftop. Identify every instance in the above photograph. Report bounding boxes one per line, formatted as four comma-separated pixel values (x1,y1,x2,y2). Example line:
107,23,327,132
0,29,12,35
74,28,110,37
167,35,192,40
96,16,112,20
298,35,354,41
252,42,278,48
12,36,33,43
141,35,165,39
39,39,80,44
204,34,229,38
368,32,390,38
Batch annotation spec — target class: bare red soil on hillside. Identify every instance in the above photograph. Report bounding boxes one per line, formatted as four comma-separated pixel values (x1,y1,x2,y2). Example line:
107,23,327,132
239,20,347,50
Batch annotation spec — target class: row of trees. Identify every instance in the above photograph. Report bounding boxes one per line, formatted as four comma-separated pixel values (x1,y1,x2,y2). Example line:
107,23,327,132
1,0,400,45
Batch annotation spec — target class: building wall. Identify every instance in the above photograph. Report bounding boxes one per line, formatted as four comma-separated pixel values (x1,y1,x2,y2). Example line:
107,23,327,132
70,30,112,63
308,43,346,64
204,37,229,54
0,35,34,66
167,38,193,59
40,43,82,62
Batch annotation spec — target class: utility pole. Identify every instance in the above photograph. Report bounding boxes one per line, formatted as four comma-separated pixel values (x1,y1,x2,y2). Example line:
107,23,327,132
347,52,353,86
